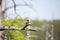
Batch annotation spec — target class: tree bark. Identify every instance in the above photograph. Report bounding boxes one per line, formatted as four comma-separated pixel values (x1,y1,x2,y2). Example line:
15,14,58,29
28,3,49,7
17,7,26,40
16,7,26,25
0,0,4,40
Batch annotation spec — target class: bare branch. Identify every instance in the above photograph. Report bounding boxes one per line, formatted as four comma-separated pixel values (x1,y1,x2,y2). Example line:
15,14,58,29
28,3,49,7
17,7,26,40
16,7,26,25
12,0,16,12
3,4,27,13
0,26,36,31
22,0,39,13
0,0,2,5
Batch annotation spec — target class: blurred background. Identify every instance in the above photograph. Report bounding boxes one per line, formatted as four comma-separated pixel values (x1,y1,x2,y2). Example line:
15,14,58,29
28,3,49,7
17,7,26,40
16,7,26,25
0,0,60,40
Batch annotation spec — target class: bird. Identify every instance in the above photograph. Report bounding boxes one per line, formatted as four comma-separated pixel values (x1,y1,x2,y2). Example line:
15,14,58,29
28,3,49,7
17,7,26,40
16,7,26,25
22,19,31,30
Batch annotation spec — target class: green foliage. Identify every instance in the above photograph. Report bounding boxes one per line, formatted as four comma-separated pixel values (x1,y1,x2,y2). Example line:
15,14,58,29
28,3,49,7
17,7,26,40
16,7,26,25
5,30,25,40
2,18,44,40
31,20,43,27
2,16,60,40
53,20,60,40
2,16,25,27
2,16,26,40
48,20,60,40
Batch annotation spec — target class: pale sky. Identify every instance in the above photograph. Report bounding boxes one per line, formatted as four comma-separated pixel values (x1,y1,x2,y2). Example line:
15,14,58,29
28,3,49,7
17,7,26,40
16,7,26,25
5,0,60,20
